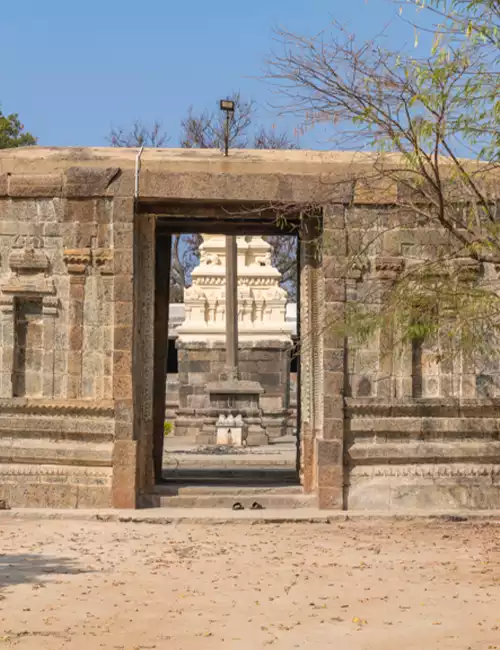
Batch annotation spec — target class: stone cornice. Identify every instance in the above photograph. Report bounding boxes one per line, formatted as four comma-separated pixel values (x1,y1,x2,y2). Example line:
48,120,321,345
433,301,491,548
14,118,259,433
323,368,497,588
0,399,114,417
346,397,500,418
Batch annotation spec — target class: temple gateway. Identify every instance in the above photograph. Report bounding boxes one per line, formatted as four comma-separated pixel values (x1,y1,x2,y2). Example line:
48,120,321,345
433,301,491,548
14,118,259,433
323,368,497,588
0,146,498,511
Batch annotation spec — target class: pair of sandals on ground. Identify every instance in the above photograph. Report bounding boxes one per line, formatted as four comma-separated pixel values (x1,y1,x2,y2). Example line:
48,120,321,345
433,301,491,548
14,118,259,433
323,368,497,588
232,501,264,511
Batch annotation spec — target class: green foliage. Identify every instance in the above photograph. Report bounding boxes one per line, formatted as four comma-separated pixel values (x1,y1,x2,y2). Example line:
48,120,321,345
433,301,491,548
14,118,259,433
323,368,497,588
0,110,36,149
269,0,500,360
164,421,173,437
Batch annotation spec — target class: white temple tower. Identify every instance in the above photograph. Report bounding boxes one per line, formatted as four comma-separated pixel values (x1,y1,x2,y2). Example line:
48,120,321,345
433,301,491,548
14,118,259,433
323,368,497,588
176,235,293,344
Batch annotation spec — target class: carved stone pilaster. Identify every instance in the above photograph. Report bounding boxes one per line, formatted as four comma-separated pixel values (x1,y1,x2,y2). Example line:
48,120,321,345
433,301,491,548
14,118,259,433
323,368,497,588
64,248,91,399
372,257,405,398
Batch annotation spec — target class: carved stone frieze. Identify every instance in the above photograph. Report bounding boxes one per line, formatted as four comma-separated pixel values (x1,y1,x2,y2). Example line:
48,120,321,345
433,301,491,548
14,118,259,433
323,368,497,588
0,398,114,416
1,233,55,299
9,235,50,272
94,248,114,275
349,463,500,478
1,276,55,296
373,256,405,280
0,464,112,486
63,248,92,274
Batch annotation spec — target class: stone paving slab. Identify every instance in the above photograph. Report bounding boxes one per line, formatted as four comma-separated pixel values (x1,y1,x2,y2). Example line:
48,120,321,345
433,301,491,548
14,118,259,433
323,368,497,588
163,440,297,468
2,507,500,525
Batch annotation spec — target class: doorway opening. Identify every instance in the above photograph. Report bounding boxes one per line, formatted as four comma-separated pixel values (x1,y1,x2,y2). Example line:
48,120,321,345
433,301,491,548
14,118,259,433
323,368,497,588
151,210,304,506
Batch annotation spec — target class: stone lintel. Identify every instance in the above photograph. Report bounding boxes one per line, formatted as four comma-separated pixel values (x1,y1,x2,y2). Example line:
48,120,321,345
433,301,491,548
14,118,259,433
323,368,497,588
176,340,293,351
206,380,264,396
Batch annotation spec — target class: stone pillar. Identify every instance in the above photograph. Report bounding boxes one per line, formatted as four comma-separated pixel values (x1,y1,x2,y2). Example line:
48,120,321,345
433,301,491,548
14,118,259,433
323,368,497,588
318,207,345,508
133,214,156,496
225,235,239,380
111,197,137,509
153,233,171,483
63,249,91,399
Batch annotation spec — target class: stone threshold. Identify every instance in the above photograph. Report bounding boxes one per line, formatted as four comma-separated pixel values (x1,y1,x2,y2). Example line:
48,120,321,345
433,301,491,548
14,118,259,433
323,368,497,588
2,508,500,525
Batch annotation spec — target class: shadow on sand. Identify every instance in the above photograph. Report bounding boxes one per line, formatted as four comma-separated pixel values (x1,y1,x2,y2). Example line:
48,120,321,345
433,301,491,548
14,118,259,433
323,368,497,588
0,553,88,589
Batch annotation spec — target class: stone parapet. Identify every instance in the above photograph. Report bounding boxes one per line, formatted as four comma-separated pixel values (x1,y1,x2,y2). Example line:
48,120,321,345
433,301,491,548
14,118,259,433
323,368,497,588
345,399,500,510
0,399,114,508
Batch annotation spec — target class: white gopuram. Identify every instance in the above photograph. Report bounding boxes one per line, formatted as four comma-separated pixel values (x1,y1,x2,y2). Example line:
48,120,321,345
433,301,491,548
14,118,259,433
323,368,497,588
176,235,293,344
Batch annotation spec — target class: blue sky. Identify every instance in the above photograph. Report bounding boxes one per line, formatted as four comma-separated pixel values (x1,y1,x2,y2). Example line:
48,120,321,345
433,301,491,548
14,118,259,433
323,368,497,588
2,0,419,148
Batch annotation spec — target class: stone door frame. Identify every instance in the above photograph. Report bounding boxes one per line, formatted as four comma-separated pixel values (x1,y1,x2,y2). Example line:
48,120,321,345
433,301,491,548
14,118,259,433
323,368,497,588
131,203,324,501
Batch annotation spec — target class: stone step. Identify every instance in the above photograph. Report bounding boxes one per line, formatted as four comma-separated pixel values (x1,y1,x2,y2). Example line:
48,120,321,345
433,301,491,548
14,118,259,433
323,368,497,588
161,468,298,484
147,493,316,509
154,483,304,496
163,456,296,469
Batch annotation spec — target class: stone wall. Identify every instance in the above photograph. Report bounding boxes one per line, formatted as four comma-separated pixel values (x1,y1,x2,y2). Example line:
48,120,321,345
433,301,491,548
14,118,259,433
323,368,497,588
0,168,121,507
174,341,293,443
321,203,500,510
0,147,498,512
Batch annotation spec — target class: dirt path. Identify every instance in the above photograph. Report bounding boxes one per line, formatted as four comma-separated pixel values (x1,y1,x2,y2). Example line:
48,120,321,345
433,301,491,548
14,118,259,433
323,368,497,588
1,518,499,649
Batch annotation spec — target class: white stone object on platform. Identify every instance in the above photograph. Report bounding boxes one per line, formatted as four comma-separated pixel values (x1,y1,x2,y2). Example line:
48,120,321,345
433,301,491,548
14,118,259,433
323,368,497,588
177,235,293,343
216,414,246,446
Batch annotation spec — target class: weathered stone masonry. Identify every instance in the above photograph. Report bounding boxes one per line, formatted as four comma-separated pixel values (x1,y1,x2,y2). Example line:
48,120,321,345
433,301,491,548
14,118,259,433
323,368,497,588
0,147,498,511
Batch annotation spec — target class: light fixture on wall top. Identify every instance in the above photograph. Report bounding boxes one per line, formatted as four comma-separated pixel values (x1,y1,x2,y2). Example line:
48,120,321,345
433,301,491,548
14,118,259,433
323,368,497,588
219,99,235,157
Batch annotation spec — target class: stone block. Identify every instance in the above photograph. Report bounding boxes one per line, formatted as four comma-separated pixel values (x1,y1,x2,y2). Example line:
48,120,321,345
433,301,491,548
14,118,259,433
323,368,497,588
113,374,133,399
113,223,133,248
323,204,346,229
9,174,62,198
115,399,133,424
114,325,133,351
115,301,133,323
317,464,344,487
257,373,282,389
324,349,344,372
69,325,83,350
94,198,113,224
323,418,344,440
63,167,120,198
112,440,138,508
114,249,133,274
187,360,210,373
318,487,343,509
317,439,343,468
63,199,96,223
112,197,135,223
114,274,133,302
0,174,8,197
324,371,345,398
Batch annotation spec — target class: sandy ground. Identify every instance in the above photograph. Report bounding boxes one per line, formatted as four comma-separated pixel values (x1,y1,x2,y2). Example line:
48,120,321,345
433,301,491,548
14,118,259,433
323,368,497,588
1,518,500,649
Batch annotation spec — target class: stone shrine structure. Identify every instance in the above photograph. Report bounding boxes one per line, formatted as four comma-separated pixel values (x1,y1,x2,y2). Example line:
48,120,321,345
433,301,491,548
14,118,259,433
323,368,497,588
174,234,293,443
0,146,499,512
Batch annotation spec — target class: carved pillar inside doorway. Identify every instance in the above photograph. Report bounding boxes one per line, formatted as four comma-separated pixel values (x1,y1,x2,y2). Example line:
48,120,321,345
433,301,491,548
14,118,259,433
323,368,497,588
153,233,171,483
299,215,325,495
